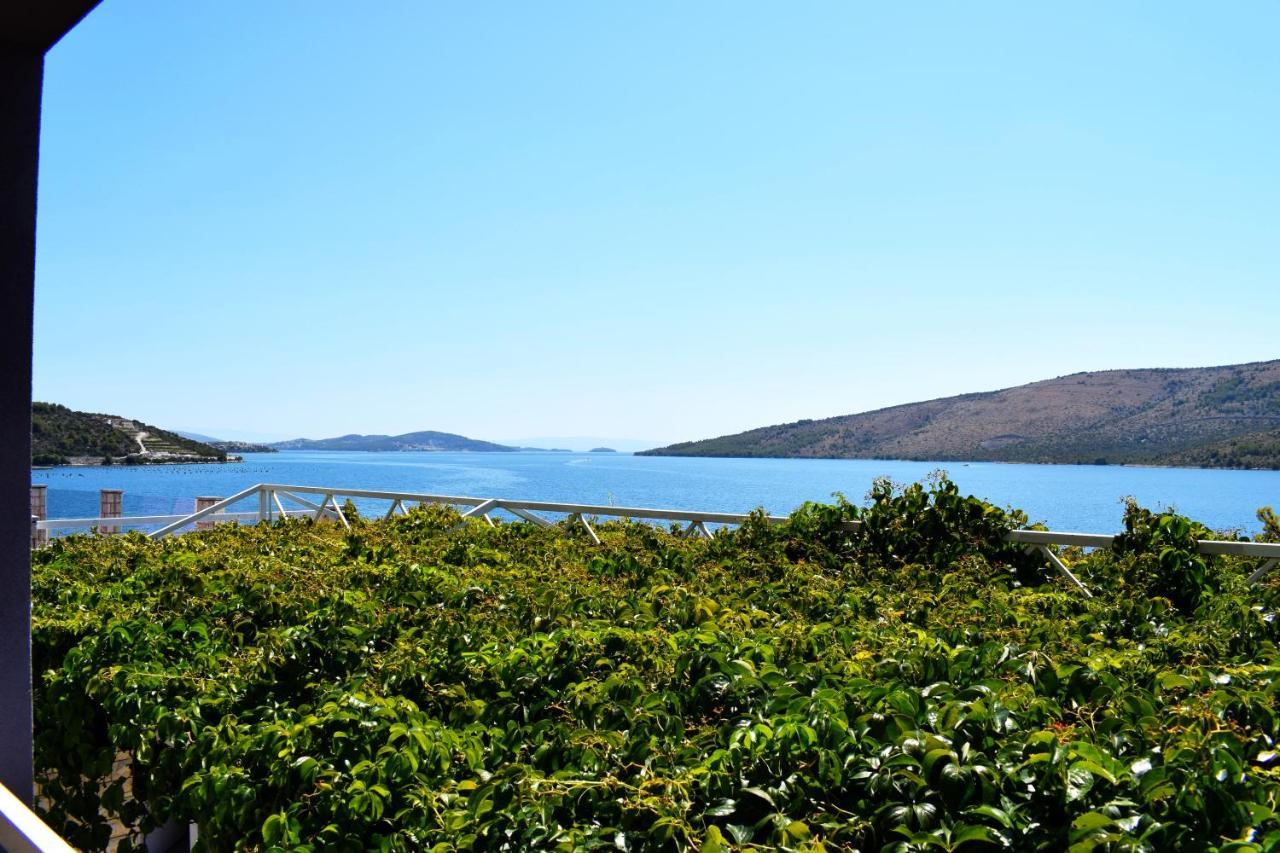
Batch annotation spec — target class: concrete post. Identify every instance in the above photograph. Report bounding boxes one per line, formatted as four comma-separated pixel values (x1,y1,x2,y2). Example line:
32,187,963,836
29,485,46,548
195,496,220,530
99,489,122,535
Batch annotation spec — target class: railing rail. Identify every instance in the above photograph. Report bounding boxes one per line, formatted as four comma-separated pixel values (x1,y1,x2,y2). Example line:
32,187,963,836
38,510,311,532
0,782,73,853
33,483,1280,594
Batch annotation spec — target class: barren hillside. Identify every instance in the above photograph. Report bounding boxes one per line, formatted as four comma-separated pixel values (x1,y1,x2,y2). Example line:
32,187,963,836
641,360,1280,468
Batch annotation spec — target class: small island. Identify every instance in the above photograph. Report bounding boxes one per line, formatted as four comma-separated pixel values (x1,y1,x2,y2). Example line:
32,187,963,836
588,447,617,453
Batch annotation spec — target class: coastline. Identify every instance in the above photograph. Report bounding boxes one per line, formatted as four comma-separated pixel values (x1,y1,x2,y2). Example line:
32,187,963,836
634,451,1280,473
33,457,241,470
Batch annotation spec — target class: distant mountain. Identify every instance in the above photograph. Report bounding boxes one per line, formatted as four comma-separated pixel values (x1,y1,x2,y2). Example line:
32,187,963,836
640,359,1280,469
176,430,222,443
589,447,618,453
33,403,226,466
271,430,518,453
177,431,282,453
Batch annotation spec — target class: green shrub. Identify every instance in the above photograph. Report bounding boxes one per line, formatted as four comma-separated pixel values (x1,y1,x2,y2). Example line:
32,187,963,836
29,480,1280,851
1113,501,1220,614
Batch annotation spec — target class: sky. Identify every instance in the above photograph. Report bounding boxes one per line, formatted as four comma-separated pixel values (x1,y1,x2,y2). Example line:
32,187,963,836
33,1,1280,445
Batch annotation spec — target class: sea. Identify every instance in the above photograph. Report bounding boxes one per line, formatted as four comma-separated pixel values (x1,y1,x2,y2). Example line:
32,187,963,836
31,450,1280,535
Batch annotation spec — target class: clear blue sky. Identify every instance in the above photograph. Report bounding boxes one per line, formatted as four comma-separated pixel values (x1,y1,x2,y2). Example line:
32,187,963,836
33,2,1279,445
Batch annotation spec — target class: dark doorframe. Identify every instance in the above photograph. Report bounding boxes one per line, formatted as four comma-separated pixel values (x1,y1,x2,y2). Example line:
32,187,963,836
0,1,101,802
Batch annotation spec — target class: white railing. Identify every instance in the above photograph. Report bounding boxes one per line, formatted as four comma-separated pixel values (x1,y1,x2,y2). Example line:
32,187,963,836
36,483,1280,597
0,782,73,853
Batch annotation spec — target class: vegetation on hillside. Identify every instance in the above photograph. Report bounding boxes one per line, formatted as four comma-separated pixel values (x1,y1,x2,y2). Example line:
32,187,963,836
31,477,1280,850
32,402,225,465
642,360,1280,469
1160,429,1280,470
32,402,136,465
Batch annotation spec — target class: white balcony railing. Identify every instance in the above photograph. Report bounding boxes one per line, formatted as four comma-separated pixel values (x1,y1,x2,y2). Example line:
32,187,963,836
0,782,73,853
34,482,1280,598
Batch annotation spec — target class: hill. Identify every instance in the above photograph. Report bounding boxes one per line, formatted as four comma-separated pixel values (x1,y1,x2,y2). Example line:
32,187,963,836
209,441,278,454
271,430,517,453
640,359,1280,468
32,403,226,465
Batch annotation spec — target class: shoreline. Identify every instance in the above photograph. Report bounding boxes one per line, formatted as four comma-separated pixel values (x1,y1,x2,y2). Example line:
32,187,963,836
633,452,1280,474
33,457,241,470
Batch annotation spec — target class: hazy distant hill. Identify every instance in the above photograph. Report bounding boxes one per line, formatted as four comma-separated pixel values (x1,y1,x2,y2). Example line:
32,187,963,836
641,359,1280,469
271,431,517,453
175,430,222,444
32,403,225,465
175,430,277,453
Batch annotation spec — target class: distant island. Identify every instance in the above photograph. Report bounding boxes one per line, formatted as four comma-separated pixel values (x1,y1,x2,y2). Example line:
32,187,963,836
641,359,1280,469
33,403,228,466
589,447,617,453
210,441,277,454
271,430,518,453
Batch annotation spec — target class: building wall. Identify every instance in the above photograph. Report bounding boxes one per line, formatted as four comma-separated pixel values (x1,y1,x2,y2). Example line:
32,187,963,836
0,43,43,800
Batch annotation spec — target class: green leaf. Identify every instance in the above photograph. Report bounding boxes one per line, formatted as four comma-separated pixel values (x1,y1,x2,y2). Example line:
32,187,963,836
952,824,1001,847
1071,812,1114,831
1071,759,1117,786
700,826,727,853
704,799,737,817
262,812,287,846
1155,671,1195,690
966,805,1014,829
1067,766,1095,802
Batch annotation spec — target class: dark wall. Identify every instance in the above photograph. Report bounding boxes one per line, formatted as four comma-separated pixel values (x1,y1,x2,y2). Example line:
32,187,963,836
0,43,42,800
2,1,103,804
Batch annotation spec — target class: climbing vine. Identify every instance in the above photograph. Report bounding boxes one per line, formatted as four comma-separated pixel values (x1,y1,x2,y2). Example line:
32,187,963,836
30,478,1280,851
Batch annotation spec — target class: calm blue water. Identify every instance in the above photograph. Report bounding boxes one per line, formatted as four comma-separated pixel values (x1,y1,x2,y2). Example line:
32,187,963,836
31,450,1280,534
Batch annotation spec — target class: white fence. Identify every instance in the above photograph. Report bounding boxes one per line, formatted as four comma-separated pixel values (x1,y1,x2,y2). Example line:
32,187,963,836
0,781,74,853
34,483,1280,598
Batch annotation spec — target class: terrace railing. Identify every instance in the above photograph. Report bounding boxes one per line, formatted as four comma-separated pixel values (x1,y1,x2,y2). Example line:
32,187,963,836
35,483,1280,598
0,781,74,853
